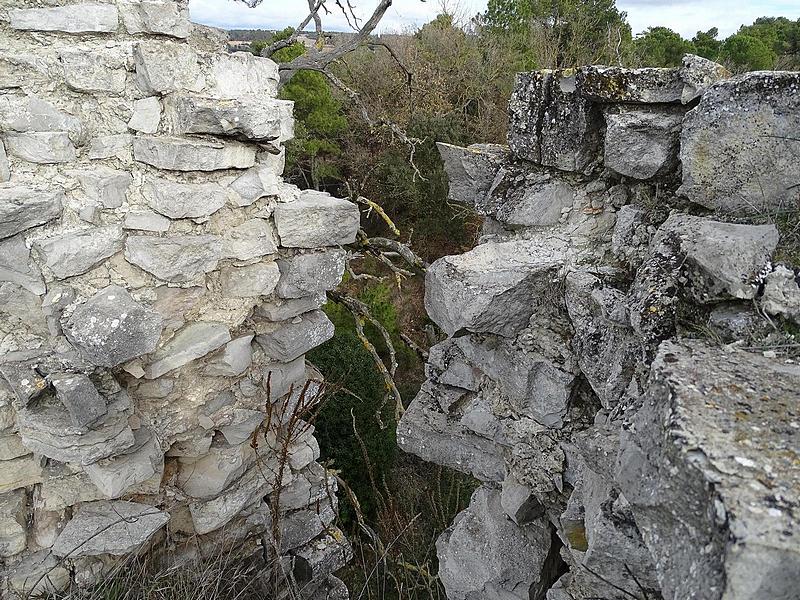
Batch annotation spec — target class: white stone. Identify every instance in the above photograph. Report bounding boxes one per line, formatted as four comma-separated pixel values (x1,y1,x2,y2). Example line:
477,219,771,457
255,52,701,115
34,226,124,279
143,177,228,219
133,41,201,94
276,250,347,299
119,0,191,38
5,132,76,164
72,167,132,209
274,190,359,248
133,136,256,171
9,5,119,34
128,97,162,134
124,210,170,232
145,321,231,379
220,262,281,298
221,218,278,261
125,234,222,282
208,52,279,99
0,186,63,240
60,48,127,94
84,428,164,498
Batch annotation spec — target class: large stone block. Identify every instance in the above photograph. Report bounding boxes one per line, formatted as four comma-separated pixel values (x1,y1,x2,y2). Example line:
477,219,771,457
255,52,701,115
133,41,201,94
679,71,800,214
436,142,509,208
124,234,223,282
84,428,164,498
220,262,281,298
49,373,107,429
221,218,278,261
274,190,359,248
34,226,124,278
0,454,43,494
5,132,76,164
255,310,334,362
0,234,46,295
208,52,280,99
255,293,326,322
0,95,82,142
9,5,119,34
275,250,347,299
0,187,63,240
143,177,228,219
133,136,256,171
119,0,191,38
59,48,127,94
145,321,231,379
128,96,162,134
617,340,800,600
177,441,255,499
577,65,684,103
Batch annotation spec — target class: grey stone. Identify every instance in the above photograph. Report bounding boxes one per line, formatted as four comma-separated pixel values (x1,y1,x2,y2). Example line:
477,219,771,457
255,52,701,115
204,335,254,377
0,139,9,182
603,105,684,179
436,142,509,207
216,409,264,446
680,54,730,104
487,174,579,228
128,97,162,134
34,226,124,279
6,550,70,597
291,528,353,584
0,282,47,336
59,48,127,94
125,234,223,282
220,262,281,298
9,5,119,34
88,134,132,161
221,218,278,261
0,489,27,558
229,164,282,206
133,136,256,171
84,428,163,498
0,186,63,240
274,190,360,248
610,204,647,267
255,294,326,322
63,285,163,367
123,210,171,232
276,250,347,299
501,477,543,525
679,71,800,214
153,285,204,330
133,41,201,95
5,132,76,164
208,52,279,99
425,237,571,337
0,435,29,461
0,94,83,142
36,463,105,512
0,234,45,295
177,441,255,499
119,0,191,38
437,486,553,600
256,310,334,362
577,65,684,103
145,321,231,379
707,303,771,342
49,372,107,428
617,340,800,600
0,454,43,494
761,265,800,324
143,177,228,219
73,167,132,209
261,356,307,401
52,500,169,558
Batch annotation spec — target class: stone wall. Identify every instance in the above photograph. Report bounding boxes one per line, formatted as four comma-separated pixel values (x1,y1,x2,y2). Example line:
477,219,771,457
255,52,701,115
400,57,800,600
0,1,356,597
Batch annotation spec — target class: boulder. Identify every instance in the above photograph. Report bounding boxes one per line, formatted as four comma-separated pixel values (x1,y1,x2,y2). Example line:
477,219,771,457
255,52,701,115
119,0,191,38
274,190,359,248
143,177,228,219
617,340,800,600
220,262,281,297
0,187,63,240
9,5,119,34
124,234,223,282
133,136,255,171
436,142,509,207
4,132,76,164
0,234,46,295
679,71,800,214
62,285,163,367
145,321,231,379
49,373,107,428
34,226,124,279
256,310,334,362
275,250,347,299
128,97,162,134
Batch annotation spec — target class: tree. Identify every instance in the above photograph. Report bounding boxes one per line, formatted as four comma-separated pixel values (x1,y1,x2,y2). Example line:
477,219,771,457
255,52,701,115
692,28,722,61
633,26,695,67
719,32,776,72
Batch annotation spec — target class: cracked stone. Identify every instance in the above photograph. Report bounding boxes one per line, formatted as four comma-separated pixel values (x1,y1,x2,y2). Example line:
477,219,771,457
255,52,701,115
145,321,231,379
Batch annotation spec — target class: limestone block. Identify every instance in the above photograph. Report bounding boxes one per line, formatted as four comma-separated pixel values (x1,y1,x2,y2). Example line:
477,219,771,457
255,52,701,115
133,136,255,171
203,335,254,377
128,97,162,134
143,177,228,219
256,310,334,362
6,550,70,597
274,190,359,248
0,139,9,182
133,41,201,94
261,356,307,401
425,237,570,337
52,500,168,557
88,134,132,161
221,218,278,261
62,285,163,367
5,132,76,164
220,262,281,298
0,454,43,494
603,105,684,179
124,234,223,282
35,463,105,512
144,321,231,379
208,52,279,99
281,501,337,552
49,373,107,428
255,293,326,322
437,486,553,600
123,210,170,232
292,528,353,585
0,187,63,241
680,54,730,103
35,225,124,279
501,477,543,525
577,65,684,103
0,435,28,461
73,167,132,209
119,0,191,38
177,441,255,499
84,428,164,498
9,5,119,34
230,164,282,206
59,49,127,94
275,250,347,299
761,265,800,324
0,94,83,142
436,142,509,208
679,71,800,214
0,234,46,295
486,174,579,228
216,409,264,446
0,489,27,558
617,340,800,600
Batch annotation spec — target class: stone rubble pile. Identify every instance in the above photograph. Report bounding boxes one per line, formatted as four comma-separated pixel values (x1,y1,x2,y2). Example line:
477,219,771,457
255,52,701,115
0,1,356,597
401,56,800,600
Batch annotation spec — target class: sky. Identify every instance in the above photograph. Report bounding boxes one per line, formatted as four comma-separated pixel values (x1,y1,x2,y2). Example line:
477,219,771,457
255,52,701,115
188,0,800,39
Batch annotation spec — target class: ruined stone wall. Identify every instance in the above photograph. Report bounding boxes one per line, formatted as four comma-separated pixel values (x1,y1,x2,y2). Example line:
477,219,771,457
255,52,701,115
399,57,800,600
0,2,356,597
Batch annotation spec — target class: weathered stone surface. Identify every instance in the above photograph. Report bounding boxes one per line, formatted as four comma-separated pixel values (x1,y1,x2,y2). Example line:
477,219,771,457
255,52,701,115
35,226,124,279
679,54,730,104
292,528,353,585
0,435,29,462
119,0,191,38
0,140,9,182
133,136,255,171
0,95,82,142
36,463,104,512
484,172,578,228
221,218,278,261
577,65,684,103
0,234,45,295
9,5,119,34
220,262,281,298
0,489,27,558
145,321,231,379
6,550,70,597
177,441,255,499
0,454,42,494
5,132,76,164
73,167,132,209
603,105,684,179
617,340,800,600
437,486,553,600
133,41,201,94
679,71,800,214
261,356,307,401
84,428,163,498
501,477,543,525
50,373,107,428
274,190,359,248
255,293,326,322
436,142,509,207
63,285,163,367
208,52,279,99
216,409,264,446
276,250,347,299
707,303,770,342
204,335,254,377
230,164,282,206
425,238,570,337
761,265,800,324
143,177,228,219
125,234,222,282
59,49,126,94
123,210,170,232
52,500,168,558
128,96,162,134
256,310,334,362
88,134,132,160
0,187,63,240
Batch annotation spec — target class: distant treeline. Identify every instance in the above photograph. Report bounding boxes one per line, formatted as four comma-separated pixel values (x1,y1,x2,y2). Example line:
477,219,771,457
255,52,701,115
228,29,277,41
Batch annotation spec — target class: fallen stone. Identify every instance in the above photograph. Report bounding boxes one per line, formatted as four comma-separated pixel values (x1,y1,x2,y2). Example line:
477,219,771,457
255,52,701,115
221,218,278,261
425,237,570,337
128,96,162,134
577,65,684,103
220,262,281,297
0,186,63,240
125,234,223,282
59,48,127,94
436,142,509,207
204,335,254,377
133,136,256,171
255,293,326,322
6,550,70,597
49,372,107,428
143,177,228,219
73,167,132,209
133,41,201,94
52,500,169,557
0,234,45,295
617,340,800,600
119,0,191,38
679,71,800,214
9,4,119,34
256,310,334,362
276,250,347,299
274,190,360,247
35,225,124,279
208,52,279,99
62,285,163,367
680,54,730,104
761,265,800,324
0,489,27,558
84,428,164,498
145,321,231,379
123,210,171,232
4,132,76,164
